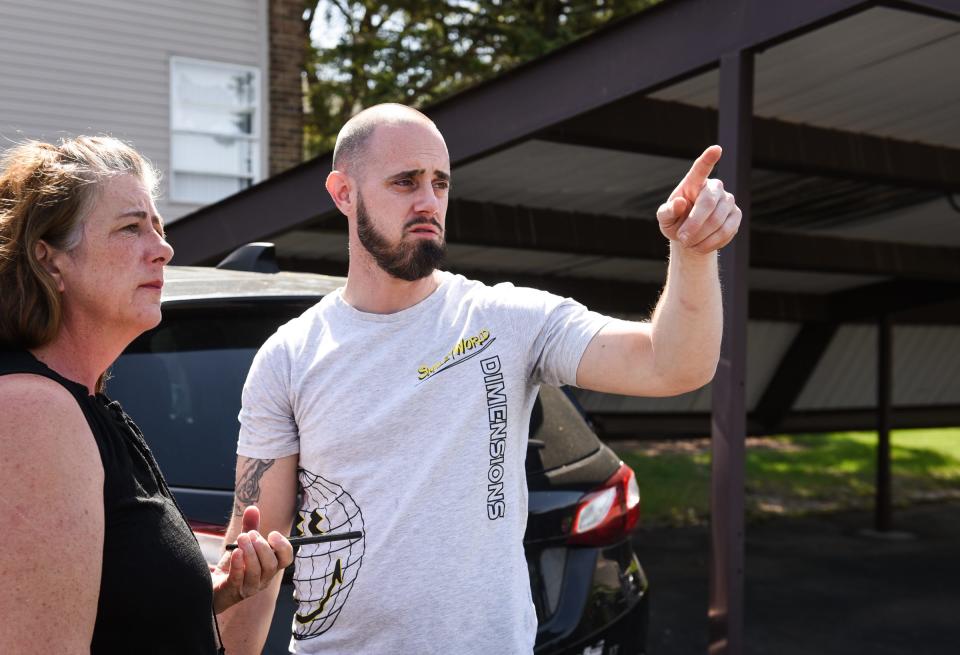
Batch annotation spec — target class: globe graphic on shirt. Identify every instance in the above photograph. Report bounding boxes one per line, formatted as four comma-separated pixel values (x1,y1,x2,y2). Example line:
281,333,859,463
291,469,366,641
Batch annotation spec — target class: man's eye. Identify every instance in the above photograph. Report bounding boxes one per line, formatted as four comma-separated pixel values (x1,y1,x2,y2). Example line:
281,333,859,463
394,178,414,187
434,180,449,190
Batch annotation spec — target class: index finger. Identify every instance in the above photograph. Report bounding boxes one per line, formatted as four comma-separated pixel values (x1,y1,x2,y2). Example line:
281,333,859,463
267,531,294,569
239,533,263,597
226,548,244,589
671,145,722,200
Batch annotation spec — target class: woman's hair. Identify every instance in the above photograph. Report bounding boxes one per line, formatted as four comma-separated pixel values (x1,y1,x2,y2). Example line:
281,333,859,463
0,136,159,352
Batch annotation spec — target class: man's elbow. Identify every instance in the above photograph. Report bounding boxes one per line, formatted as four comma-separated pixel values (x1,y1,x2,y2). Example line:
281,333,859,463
659,359,718,396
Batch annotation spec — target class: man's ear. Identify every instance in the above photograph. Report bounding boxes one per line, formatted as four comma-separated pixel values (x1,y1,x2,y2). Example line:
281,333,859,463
325,171,354,217
34,240,65,292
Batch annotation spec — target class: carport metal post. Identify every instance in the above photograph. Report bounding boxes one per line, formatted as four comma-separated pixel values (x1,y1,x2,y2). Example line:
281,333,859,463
709,49,753,655
876,315,893,531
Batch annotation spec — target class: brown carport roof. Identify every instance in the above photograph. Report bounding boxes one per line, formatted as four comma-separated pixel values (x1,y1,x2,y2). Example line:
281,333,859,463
166,2,960,653
167,0,960,265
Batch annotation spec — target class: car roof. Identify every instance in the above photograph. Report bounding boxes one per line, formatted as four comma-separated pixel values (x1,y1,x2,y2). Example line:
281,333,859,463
162,266,344,303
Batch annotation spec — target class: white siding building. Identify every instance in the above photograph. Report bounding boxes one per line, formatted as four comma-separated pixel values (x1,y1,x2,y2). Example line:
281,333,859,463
0,0,271,223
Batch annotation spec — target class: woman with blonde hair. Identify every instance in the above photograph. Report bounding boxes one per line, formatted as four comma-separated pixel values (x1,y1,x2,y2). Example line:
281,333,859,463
0,136,292,654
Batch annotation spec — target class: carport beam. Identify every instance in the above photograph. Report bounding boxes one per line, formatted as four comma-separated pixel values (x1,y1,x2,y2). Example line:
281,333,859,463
709,49,753,655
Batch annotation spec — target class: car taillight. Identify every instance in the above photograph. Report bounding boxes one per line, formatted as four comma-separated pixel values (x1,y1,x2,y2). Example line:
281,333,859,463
188,519,227,567
567,462,641,546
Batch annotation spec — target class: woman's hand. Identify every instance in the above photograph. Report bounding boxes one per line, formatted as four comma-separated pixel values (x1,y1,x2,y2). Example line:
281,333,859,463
212,505,294,613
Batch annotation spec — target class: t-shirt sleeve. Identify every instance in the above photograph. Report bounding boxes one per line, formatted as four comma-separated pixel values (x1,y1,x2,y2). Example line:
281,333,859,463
237,331,301,459
525,290,611,387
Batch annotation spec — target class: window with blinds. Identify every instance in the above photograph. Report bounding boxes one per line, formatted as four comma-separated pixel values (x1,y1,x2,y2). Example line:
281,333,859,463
170,57,261,204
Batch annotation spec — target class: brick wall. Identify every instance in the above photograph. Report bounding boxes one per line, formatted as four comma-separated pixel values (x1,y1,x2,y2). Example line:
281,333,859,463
269,0,307,175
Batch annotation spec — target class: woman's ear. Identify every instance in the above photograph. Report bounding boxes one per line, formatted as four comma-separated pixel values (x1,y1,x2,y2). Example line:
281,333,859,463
34,240,65,292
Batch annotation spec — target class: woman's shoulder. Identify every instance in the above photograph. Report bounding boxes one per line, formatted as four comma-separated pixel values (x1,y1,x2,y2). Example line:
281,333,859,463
0,371,81,410
0,373,101,473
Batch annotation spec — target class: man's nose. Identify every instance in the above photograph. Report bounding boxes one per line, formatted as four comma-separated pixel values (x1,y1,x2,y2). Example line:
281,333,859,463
413,183,441,215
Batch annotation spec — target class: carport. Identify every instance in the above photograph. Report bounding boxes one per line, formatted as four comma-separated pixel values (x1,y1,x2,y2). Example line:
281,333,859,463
167,1,960,653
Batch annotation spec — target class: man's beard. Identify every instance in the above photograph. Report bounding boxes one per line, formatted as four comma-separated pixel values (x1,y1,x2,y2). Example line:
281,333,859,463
355,194,446,281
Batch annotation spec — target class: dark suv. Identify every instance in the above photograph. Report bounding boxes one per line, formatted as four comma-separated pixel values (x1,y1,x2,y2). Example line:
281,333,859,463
109,264,649,654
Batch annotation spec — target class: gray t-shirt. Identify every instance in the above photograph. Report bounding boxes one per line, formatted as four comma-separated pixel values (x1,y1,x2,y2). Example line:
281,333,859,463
238,271,609,654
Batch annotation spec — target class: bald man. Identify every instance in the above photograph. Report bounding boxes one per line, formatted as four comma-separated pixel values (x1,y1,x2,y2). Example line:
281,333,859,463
219,104,741,654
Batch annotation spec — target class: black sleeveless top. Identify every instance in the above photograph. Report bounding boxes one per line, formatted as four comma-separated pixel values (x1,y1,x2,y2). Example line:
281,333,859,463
1,351,220,654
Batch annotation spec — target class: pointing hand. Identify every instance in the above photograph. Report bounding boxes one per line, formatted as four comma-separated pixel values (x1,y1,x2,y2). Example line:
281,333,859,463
657,145,742,254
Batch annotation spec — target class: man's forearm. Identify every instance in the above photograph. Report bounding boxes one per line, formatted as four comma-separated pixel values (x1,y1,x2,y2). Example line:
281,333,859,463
577,146,738,397
649,243,723,391
220,454,299,654
218,513,280,655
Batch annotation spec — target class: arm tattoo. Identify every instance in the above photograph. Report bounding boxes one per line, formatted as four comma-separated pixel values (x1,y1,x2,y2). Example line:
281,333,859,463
233,458,276,517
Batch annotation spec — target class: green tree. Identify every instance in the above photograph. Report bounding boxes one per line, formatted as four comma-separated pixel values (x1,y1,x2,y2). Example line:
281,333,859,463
303,0,660,156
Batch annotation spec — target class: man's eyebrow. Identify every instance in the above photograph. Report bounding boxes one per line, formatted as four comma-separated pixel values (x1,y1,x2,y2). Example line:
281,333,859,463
388,168,451,180
388,169,424,180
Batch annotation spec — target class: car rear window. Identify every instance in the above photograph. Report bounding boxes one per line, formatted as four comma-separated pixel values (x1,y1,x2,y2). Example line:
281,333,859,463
526,385,601,475
109,299,600,487
107,301,313,490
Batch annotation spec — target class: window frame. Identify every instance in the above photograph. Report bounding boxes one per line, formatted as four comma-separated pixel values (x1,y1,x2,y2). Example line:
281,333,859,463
169,56,262,204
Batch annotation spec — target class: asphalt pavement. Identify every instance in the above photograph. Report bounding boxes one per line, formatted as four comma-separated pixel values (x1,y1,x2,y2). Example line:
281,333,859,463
633,501,960,655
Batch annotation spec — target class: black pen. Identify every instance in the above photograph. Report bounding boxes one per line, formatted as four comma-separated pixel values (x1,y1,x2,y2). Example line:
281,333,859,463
225,530,363,551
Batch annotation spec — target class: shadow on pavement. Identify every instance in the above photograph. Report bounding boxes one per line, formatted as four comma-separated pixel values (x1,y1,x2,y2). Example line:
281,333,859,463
633,501,960,655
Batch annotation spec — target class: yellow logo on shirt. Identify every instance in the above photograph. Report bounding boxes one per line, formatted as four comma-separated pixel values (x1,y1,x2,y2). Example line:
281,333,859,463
418,328,494,381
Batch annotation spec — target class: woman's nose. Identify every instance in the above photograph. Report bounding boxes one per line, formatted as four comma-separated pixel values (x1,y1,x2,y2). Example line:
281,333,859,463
153,232,175,264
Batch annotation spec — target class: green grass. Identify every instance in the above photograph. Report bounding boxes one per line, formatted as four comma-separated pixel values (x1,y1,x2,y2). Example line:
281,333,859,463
614,427,960,527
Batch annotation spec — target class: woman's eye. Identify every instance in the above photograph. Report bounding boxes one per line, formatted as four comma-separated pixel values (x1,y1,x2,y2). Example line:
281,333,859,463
123,223,140,233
